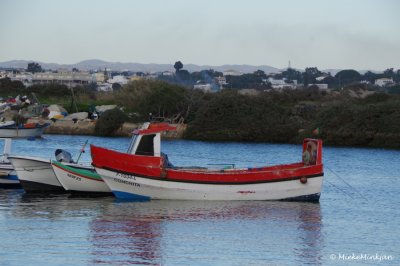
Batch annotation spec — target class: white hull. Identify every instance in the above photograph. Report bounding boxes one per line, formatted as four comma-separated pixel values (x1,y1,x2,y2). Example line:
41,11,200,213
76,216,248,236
0,127,45,138
95,167,323,201
8,156,64,192
52,163,111,193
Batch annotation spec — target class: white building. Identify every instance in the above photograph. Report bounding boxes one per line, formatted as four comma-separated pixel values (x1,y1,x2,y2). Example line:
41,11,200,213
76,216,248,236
309,84,328,90
375,78,394,87
97,83,113,92
223,69,242,76
193,84,212,92
32,70,92,87
11,73,33,87
92,72,105,83
267,77,297,89
215,76,227,89
107,75,128,85
161,71,174,76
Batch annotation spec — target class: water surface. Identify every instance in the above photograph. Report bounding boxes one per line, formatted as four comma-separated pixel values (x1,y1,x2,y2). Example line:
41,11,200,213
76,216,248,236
0,135,399,265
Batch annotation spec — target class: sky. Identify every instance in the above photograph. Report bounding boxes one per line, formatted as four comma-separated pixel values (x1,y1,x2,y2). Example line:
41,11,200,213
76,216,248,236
0,0,399,70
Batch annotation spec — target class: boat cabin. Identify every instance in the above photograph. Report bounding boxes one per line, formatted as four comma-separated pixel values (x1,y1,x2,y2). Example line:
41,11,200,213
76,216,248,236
127,122,176,157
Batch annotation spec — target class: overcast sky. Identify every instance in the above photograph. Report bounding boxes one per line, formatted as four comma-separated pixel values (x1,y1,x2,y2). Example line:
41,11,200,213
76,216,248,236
1,0,399,70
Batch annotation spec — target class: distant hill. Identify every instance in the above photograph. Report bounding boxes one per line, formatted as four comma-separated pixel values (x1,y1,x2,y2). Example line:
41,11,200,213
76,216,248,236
0,59,280,74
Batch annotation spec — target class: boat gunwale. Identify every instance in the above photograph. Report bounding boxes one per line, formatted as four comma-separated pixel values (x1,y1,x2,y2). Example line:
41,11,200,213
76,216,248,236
52,161,103,182
96,165,324,185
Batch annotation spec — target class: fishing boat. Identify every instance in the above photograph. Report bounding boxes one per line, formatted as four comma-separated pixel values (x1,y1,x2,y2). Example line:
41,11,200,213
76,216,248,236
91,123,324,202
8,155,65,193
0,138,20,189
0,122,50,138
51,161,112,194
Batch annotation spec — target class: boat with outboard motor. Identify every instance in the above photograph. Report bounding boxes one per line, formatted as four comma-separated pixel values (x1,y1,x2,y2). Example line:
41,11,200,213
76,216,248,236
8,148,94,193
91,123,324,201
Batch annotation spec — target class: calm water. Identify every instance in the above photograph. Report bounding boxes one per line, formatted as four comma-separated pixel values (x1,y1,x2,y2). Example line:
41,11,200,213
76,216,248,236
0,135,399,265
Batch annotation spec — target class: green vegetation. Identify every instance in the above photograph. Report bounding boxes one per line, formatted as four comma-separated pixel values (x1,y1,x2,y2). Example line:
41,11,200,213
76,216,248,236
114,79,204,122
94,108,127,136
185,88,400,149
26,62,42,73
0,77,25,95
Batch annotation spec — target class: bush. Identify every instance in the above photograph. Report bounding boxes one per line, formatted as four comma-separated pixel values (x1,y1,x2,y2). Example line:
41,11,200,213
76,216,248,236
94,108,127,136
185,90,301,143
115,80,190,122
0,77,25,96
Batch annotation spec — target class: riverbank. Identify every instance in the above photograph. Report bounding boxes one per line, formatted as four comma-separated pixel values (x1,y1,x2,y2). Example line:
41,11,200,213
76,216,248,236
36,118,187,138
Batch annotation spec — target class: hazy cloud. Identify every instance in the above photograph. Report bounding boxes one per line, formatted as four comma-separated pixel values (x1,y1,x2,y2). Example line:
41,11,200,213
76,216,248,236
1,0,399,70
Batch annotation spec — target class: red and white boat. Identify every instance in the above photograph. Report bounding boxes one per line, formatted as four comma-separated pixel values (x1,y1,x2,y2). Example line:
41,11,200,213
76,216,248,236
91,123,324,202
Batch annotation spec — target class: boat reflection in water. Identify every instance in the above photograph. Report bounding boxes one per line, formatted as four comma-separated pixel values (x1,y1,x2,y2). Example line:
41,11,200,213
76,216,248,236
3,189,323,265
89,201,323,265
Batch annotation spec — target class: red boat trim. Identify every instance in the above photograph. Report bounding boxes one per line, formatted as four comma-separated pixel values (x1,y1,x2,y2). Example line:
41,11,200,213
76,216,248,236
98,165,323,185
53,163,104,182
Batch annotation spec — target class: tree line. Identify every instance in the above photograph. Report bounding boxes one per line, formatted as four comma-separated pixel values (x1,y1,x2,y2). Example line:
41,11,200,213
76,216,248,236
2,74,400,148
109,79,400,149
159,61,400,90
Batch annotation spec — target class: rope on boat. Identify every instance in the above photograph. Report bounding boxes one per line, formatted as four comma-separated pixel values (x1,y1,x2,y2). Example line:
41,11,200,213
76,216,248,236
326,165,368,201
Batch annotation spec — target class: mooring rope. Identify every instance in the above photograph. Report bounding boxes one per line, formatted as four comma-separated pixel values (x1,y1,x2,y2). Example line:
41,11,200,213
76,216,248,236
326,165,368,201
323,178,356,199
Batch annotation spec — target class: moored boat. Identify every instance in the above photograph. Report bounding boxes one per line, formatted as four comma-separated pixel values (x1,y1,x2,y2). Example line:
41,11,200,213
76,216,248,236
8,155,65,193
0,122,50,138
51,161,112,195
0,138,20,189
91,123,324,202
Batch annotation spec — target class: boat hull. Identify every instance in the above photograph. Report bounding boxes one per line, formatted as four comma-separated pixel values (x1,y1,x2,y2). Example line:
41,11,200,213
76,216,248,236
0,127,46,138
52,162,112,194
95,167,323,201
0,178,20,188
8,156,65,193
0,167,20,189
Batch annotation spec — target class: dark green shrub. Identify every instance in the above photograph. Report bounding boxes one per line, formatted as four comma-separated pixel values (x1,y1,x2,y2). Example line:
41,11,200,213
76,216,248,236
94,108,127,136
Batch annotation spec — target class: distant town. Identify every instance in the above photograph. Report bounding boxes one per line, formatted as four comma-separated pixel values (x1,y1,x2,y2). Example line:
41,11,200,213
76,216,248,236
0,60,399,94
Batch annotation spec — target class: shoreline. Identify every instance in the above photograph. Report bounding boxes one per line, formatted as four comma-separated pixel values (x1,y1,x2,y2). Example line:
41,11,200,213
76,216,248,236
27,118,400,150
40,119,187,139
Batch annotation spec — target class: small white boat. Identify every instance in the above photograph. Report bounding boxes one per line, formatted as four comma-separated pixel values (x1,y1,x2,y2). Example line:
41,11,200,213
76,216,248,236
0,138,20,189
51,161,112,194
8,155,65,193
0,121,16,127
0,122,50,138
